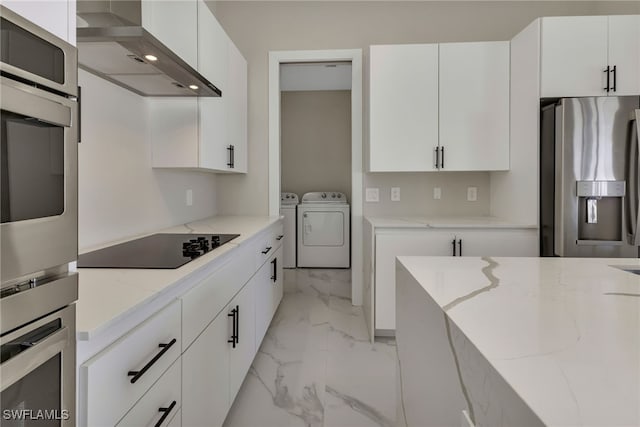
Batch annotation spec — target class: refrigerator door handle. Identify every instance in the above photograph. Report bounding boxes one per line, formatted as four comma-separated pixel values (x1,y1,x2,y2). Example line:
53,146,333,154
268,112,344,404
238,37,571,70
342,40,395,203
627,109,640,246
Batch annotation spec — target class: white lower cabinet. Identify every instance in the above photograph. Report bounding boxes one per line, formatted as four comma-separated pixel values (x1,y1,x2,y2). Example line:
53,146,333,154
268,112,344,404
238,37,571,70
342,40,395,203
374,228,538,332
116,359,181,427
228,277,256,399
255,247,284,349
80,301,181,427
182,304,231,427
81,221,284,427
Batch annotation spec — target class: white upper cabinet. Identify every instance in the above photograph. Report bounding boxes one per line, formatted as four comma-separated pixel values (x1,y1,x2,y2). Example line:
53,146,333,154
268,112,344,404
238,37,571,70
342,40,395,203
197,0,228,88
369,42,509,172
3,0,75,45
142,0,198,71
151,2,248,174
541,15,640,97
369,44,439,172
608,15,640,96
439,41,510,171
226,40,248,173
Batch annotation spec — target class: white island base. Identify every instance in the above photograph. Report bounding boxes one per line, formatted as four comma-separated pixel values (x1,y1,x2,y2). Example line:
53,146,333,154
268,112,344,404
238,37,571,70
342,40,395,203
395,256,640,427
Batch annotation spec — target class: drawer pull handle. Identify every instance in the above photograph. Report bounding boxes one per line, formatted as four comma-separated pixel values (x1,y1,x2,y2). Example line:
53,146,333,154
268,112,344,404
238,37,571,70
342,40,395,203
127,338,177,384
261,246,272,254
276,235,284,241
155,400,177,427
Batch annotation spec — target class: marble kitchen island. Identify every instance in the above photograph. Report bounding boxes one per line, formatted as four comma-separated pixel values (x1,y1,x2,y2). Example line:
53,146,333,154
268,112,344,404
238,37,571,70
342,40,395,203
395,256,640,427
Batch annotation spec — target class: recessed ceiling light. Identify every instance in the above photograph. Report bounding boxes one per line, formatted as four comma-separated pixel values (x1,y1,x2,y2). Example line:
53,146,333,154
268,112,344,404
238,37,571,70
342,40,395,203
189,85,199,90
144,54,158,62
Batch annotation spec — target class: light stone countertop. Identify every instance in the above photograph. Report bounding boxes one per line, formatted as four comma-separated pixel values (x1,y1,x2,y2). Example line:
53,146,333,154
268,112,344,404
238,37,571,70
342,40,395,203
397,256,640,427
76,216,281,343
365,215,537,229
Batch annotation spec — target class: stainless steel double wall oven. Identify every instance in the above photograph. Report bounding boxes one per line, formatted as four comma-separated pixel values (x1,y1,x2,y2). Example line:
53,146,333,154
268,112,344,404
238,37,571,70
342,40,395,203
1,6,78,426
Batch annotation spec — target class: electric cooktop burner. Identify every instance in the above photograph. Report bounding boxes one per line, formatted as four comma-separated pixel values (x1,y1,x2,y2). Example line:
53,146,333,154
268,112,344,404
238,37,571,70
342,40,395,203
77,233,240,269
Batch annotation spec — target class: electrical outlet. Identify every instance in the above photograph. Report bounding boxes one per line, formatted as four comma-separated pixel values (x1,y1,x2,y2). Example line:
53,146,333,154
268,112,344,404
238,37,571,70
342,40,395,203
433,187,441,200
365,188,380,202
467,187,477,202
186,189,193,206
391,187,401,201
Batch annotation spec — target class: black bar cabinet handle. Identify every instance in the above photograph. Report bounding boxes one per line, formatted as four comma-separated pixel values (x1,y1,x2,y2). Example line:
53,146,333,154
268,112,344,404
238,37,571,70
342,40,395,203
127,338,177,384
231,145,235,168
262,246,272,254
604,65,610,92
276,235,284,241
228,308,237,348
271,258,277,282
434,146,439,169
440,146,444,169
612,65,617,92
458,239,462,257
235,305,239,345
452,238,456,256
154,400,177,427
227,145,235,168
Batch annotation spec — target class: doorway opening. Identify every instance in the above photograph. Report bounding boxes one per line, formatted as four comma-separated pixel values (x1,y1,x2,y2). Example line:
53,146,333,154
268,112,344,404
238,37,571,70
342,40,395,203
268,50,363,306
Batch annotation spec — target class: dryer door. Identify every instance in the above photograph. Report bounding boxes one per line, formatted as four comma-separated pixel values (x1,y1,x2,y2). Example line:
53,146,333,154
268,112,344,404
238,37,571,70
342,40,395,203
302,211,345,246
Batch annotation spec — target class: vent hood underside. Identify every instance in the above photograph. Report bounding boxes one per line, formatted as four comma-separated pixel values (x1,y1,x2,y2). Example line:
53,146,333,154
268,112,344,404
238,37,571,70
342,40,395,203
77,26,221,97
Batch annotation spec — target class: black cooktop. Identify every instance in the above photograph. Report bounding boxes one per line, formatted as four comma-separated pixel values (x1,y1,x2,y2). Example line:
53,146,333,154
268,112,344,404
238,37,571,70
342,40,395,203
77,233,240,269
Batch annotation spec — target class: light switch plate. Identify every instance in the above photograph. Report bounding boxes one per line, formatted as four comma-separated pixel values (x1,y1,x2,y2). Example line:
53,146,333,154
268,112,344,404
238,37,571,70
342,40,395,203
391,187,401,201
467,187,477,202
366,188,380,202
433,187,441,200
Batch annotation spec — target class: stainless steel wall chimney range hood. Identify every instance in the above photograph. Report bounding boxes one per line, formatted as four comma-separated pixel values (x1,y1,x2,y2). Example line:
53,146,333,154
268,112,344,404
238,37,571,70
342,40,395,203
76,0,221,97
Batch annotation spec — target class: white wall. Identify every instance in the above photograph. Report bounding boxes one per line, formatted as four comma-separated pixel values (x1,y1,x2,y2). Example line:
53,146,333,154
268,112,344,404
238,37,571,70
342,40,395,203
281,90,352,202
211,1,639,217
78,70,218,250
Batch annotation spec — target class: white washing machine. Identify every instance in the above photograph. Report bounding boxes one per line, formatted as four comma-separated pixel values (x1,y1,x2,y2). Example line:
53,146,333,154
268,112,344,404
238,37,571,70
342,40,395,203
297,192,350,268
280,192,299,268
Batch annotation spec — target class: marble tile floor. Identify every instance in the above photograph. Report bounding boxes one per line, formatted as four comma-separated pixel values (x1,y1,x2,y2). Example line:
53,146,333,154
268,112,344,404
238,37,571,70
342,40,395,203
224,268,396,427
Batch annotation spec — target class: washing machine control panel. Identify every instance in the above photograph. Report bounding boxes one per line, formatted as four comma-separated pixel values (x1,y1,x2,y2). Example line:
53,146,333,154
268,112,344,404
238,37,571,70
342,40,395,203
281,192,299,204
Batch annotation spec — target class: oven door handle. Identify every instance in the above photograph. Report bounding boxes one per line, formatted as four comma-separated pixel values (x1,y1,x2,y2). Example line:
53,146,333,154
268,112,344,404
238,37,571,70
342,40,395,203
1,78,72,127
0,326,70,391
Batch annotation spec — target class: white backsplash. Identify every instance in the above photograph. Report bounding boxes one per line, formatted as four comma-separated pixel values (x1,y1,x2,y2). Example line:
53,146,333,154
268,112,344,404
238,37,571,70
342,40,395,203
78,70,218,251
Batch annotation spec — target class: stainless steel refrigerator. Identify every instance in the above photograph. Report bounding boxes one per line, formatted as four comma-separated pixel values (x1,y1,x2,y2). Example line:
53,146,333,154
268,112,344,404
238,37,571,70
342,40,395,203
540,96,640,257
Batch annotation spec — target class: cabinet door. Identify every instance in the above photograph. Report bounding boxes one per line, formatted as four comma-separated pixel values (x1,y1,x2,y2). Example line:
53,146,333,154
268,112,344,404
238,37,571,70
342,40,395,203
226,40,248,173
439,41,510,171
272,246,284,317
142,0,198,70
456,229,538,257
229,280,256,399
375,231,453,331
608,15,640,96
540,16,608,97
197,0,228,89
182,310,230,427
253,254,274,350
369,44,439,172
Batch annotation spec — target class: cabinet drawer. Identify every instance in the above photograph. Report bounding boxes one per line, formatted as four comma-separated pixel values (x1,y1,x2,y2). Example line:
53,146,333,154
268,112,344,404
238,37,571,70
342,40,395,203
81,301,181,427
182,247,254,349
116,359,181,427
251,222,284,270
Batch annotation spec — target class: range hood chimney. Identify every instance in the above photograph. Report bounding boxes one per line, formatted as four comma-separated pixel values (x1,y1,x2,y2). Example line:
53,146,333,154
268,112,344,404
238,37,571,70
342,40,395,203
76,0,221,97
